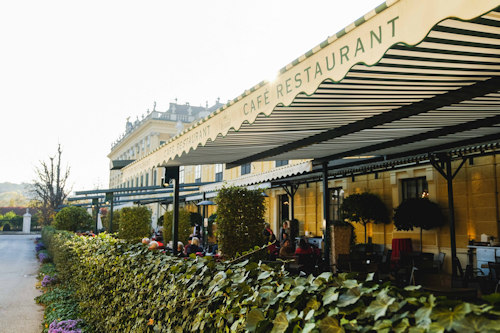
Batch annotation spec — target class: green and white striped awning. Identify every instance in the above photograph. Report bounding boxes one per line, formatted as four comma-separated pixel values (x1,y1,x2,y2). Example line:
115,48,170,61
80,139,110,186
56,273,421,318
125,0,500,175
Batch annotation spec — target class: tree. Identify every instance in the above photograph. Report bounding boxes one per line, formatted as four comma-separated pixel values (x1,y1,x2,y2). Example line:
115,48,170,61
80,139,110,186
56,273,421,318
394,197,445,251
341,192,390,244
31,144,70,226
215,186,266,258
53,206,93,232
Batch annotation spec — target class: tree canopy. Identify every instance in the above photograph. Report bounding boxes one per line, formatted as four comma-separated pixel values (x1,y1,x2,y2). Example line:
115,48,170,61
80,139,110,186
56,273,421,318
341,192,390,243
394,198,445,231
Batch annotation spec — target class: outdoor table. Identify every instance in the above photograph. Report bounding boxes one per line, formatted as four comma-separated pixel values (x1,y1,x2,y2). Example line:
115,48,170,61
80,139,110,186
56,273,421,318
391,238,412,261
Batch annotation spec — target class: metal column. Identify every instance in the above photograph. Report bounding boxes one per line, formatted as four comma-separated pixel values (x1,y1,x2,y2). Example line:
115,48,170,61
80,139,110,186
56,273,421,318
430,154,467,278
322,162,331,269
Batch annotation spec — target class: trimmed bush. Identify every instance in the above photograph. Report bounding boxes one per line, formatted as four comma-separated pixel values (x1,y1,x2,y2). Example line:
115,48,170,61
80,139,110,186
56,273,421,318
163,209,193,245
41,227,500,333
103,209,120,233
118,206,151,242
216,186,266,258
53,206,92,232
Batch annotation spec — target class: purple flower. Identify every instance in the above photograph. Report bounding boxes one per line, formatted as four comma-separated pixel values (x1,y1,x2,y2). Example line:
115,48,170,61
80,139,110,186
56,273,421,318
38,252,50,263
48,319,82,333
36,242,46,252
41,274,57,287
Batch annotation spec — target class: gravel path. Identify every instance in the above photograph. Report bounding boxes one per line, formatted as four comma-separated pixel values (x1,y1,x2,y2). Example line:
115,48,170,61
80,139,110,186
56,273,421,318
0,234,44,333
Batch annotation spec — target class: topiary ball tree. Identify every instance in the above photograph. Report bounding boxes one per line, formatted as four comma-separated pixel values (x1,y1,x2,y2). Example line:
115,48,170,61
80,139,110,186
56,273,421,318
53,206,93,232
341,192,390,244
394,197,445,251
215,186,266,258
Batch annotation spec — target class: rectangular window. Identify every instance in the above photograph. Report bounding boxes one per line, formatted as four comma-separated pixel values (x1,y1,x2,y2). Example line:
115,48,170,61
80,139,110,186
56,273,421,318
215,164,223,182
401,177,428,201
195,165,202,183
179,166,185,184
136,177,139,187
145,173,149,187
140,175,144,187
153,169,157,186
329,187,344,222
241,163,251,175
275,160,289,167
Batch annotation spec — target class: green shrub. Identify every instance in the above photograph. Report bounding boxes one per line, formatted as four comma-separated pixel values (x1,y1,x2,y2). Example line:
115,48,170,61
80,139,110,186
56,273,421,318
52,206,93,232
118,206,151,241
163,208,193,245
103,209,120,233
216,186,266,258
41,227,500,333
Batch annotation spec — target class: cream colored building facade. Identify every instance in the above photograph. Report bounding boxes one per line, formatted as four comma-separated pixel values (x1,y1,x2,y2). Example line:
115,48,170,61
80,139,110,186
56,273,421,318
105,0,500,274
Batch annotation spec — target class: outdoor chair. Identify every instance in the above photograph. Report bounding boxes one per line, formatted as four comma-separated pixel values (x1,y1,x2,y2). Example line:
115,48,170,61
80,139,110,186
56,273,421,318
433,252,445,272
488,262,500,293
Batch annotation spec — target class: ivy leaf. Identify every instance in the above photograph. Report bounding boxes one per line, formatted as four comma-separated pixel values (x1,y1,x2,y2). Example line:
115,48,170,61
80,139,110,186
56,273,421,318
365,288,395,320
270,312,288,333
431,303,471,331
304,309,315,321
316,272,333,282
258,271,272,280
337,287,361,307
451,314,499,332
393,318,409,333
323,287,339,306
302,322,316,333
365,272,375,282
246,308,265,332
372,319,392,332
404,285,421,291
342,279,359,289
286,309,298,322
415,306,432,328
318,316,344,333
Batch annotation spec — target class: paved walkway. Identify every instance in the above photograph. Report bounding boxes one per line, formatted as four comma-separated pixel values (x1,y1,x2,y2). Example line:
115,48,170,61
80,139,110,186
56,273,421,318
0,234,43,333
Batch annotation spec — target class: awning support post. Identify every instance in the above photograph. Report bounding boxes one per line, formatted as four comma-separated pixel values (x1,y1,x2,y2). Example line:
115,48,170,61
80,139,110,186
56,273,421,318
281,183,299,220
322,162,332,271
429,154,466,278
165,166,180,255
105,192,114,232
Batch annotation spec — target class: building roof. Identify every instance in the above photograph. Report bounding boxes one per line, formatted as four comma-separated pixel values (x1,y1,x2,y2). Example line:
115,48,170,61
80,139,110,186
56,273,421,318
123,0,500,176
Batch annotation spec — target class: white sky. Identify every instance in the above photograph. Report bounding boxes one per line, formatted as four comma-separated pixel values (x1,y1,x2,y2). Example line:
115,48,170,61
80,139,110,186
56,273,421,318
0,0,383,192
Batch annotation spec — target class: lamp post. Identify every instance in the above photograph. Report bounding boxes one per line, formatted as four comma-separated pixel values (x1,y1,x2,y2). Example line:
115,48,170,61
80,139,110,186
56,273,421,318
197,199,215,250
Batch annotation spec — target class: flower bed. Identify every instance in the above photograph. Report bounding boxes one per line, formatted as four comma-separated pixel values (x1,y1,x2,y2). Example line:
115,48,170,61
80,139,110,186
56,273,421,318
41,226,500,332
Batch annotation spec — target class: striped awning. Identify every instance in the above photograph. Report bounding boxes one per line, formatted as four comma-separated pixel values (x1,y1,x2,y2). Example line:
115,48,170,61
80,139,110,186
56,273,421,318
125,0,500,175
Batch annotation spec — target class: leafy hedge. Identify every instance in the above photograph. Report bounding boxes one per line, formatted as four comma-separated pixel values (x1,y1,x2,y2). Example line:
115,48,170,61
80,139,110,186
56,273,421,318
216,187,266,258
118,206,151,241
163,209,194,245
42,227,500,332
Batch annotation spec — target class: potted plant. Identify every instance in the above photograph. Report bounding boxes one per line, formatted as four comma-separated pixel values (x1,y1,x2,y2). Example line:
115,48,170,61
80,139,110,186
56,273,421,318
340,192,390,244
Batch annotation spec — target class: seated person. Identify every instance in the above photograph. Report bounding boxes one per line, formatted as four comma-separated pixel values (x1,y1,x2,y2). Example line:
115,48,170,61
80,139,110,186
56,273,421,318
177,241,186,257
279,239,295,259
186,237,203,255
295,238,313,256
184,236,192,255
